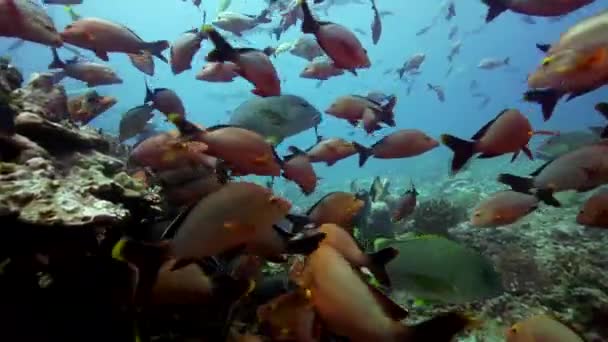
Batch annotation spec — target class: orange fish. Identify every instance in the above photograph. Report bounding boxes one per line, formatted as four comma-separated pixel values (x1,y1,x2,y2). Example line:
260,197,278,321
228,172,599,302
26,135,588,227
282,146,318,195
305,138,358,166
505,314,584,342
471,191,539,228
307,192,364,232
355,129,439,167
576,188,608,228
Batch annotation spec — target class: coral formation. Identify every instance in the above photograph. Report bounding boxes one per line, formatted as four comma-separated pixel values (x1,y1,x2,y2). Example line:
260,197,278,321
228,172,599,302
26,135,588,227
410,198,467,236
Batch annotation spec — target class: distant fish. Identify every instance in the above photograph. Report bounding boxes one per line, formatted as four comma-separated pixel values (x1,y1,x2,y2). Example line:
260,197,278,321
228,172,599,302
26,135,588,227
128,51,155,76
477,57,510,69
300,57,344,81
67,90,117,125
195,62,239,82
354,129,439,167
289,36,324,61
448,25,458,40
170,27,206,75
415,25,432,36
470,190,538,228
212,9,271,37
43,0,83,4
144,80,186,119
445,1,456,20
427,83,445,102
392,182,418,222
48,48,123,87
370,0,382,44
535,130,601,161
396,53,425,78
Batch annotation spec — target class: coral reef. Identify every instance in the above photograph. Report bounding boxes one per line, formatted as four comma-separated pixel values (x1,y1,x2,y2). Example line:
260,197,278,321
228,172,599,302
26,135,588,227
410,198,467,236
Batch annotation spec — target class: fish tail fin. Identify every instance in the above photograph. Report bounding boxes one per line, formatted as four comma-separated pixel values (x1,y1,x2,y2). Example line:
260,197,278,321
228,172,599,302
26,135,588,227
503,57,510,65
536,43,551,53
166,113,203,136
381,96,397,127
353,142,373,167
202,25,236,62
535,188,561,207
482,0,508,22
440,134,475,174
48,48,65,69
285,232,326,255
397,67,405,79
142,40,169,63
299,0,320,34
367,247,399,288
496,173,534,193
523,88,562,121
398,312,479,342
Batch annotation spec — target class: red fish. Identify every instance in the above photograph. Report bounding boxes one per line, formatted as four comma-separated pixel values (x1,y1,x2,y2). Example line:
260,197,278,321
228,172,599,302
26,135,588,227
354,129,439,167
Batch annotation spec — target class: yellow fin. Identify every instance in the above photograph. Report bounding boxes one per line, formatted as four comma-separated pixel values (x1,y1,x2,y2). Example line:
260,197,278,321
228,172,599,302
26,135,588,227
112,238,127,262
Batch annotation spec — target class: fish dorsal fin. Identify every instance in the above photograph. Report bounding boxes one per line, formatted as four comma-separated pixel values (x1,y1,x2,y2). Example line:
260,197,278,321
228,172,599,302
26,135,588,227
235,47,260,54
536,43,551,53
206,124,236,131
365,278,409,320
530,159,554,177
306,192,338,216
353,94,382,107
471,109,508,140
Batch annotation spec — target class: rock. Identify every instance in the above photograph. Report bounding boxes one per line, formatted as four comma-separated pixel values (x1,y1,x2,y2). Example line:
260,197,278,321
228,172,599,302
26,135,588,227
11,73,68,122
14,112,109,154
0,133,50,163
0,58,23,93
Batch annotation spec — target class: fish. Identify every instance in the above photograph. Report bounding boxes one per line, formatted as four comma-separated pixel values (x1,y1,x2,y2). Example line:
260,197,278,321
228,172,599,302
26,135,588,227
298,0,371,71
535,130,601,160
317,223,398,287
170,27,206,75
370,0,381,45
119,104,155,142
0,0,63,47
525,12,608,120
379,235,504,303
128,51,155,76
396,53,425,78
158,165,224,207
300,56,345,80
129,131,210,171
212,9,271,37
576,188,608,229
505,314,585,342
196,62,240,82
441,109,554,174
295,244,476,341
354,129,439,167
427,83,445,102
60,17,169,62
43,0,82,4
392,182,418,222
325,94,396,128
48,48,123,87
144,81,186,119
218,0,232,12
169,182,324,264
203,25,281,97
448,25,458,40
471,191,539,228
482,0,595,23
67,89,116,124
289,36,324,61
498,140,608,207
306,191,365,232
445,1,456,20
229,94,322,146
282,146,318,195
256,290,317,342
477,57,510,69
305,137,358,166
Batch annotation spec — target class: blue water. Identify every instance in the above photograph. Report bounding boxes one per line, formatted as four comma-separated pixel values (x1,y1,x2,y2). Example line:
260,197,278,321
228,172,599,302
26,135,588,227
2,0,607,187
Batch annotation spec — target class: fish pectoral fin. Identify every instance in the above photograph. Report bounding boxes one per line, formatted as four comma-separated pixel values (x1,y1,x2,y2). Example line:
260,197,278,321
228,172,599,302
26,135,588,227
576,47,608,71
521,146,533,161
94,50,109,61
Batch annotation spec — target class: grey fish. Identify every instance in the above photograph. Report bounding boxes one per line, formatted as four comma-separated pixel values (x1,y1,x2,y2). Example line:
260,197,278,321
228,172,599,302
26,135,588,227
427,83,445,102
229,95,322,146
370,0,382,45
119,104,155,142
535,130,601,160
48,48,123,87
377,235,503,304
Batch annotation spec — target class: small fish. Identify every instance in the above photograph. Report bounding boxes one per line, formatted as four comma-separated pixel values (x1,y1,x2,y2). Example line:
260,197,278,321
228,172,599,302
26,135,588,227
300,57,345,80
370,0,382,45
129,131,209,171
326,94,396,128
0,0,63,47
48,48,123,87
471,191,539,228
576,188,608,229
415,25,432,36
212,9,271,37
43,0,83,4
392,182,418,222
170,27,206,75
505,314,584,342
218,0,232,12
298,0,370,71
396,53,425,78
67,90,117,124
306,138,358,166
445,1,456,20
282,146,318,195
354,129,439,167
203,25,281,97
498,140,608,207
195,62,240,82
119,104,155,142
477,57,510,69
144,81,186,119
289,35,323,61
441,109,555,174
427,83,445,102
307,192,365,232
60,17,169,61
448,25,458,40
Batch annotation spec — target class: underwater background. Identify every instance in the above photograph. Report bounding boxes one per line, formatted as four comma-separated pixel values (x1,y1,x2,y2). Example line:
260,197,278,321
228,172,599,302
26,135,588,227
1,0,608,341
